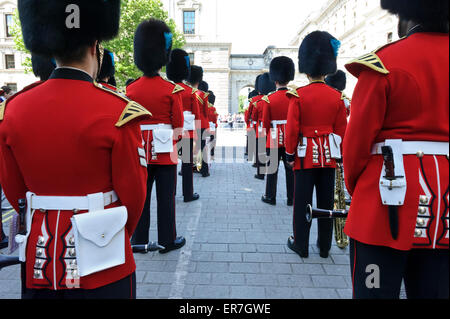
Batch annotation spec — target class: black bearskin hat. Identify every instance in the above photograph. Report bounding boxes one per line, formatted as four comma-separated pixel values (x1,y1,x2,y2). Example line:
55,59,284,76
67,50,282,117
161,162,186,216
134,19,173,75
257,73,276,96
98,49,115,81
18,0,121,57
31,54,56,81
166,49,190,83
187,65,203,85
248,90,259,99
325,70,347,92
381,0,449,32
270,56,295,84
208,91,216,105
198,81,209,93
298,31,340,77
254,74,262,94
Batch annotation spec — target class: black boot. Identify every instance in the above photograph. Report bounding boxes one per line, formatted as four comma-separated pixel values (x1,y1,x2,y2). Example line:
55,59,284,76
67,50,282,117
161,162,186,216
287,236,308,258
261,195,276,206
159,236,186,254
184,193,200,203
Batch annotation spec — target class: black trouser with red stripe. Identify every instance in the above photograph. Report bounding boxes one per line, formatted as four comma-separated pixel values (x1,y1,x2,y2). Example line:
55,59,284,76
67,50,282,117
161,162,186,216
350,239,449,299
180,137,195,200
22,273,136,299
292,168,335,254
255,135,266,177
265,147,294,201
132,165,177,247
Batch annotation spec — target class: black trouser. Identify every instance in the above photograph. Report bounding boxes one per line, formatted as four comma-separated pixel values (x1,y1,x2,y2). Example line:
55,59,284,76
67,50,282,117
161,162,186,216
350,239,449,299
265,147,294,201
210,132,216,157
293,168,335,254
132,165,177,247
22,273,136,299
180,137,195,199
247,129,256,162
200,128,210,176
255,136,266,176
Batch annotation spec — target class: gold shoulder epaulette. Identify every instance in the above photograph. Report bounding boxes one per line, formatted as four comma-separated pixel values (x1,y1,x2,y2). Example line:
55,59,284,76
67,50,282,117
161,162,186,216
196,93,204,104
172,84,185,94
191,87,198,94
0,100,6,121
347,52,389,75
116,101,152,127
287,89,299,98
204,92,210,99
94,82,152,127
95,82,133,103
262,95,270,103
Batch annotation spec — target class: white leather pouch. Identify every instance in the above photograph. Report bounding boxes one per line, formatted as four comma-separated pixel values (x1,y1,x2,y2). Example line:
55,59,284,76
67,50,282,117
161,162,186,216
153,128,174,153
297,137,308,158
184,112,196,131
70,206,127,277
329,133,342,159
209,122,216,132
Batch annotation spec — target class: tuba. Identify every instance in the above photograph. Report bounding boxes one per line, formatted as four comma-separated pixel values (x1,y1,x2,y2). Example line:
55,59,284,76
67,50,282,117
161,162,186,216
333,162,349,249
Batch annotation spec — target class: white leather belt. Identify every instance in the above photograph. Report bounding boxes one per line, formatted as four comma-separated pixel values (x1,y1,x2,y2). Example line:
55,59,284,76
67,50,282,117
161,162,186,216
371,141,449,156
272,120,287,126
30,191,118,211
141,124,173,131
183,111,193,116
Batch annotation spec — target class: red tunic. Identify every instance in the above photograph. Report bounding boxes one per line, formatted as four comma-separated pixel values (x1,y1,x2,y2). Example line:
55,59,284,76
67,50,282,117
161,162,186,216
195,90,210,130
252,97,266,139
285,82,347,170
0,68,150,290
126,76,184,166
178,82,201,139
262,89,290,149
343,32,449,251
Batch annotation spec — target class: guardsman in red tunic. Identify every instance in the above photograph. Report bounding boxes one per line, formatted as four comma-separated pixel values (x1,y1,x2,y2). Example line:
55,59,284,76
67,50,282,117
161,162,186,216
0,0,151,298
97,49,117,91
127,19,186,255
325,70,351,117
207,91,218,160
245,90,257,159
261,57,295,207
166,49,201,203
285,31,347,259
196,80,211,178
253,73,276,180
247,76,263,166
344,0,449,299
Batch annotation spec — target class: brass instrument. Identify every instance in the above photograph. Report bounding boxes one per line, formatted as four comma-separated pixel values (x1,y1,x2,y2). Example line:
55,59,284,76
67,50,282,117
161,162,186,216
194,147,202,172
333,162,349,249
305,204,348,222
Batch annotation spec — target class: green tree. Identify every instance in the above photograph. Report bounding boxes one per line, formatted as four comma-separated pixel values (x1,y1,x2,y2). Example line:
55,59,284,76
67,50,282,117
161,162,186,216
12,0,185,89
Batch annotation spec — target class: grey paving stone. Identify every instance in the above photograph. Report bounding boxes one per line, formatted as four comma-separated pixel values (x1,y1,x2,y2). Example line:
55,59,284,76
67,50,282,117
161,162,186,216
211,273,246,286
260,263,292,274
196,262,229,273
143,272,176,284
337,288,353,299
212,252,242,262
301,288,339,299
256,245,286,253
291,263,326,275
230,286,266,299
229,243,257,253
185,273,212,285
242,253,273,263
265,287,303,299
311,275,348,288
200,244,228,252
229,262,261,274
277,275,314,288
136,284,160,299
193,285,230,299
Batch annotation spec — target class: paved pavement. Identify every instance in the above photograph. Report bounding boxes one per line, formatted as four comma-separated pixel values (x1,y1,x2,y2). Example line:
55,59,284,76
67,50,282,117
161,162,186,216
0,128,353,299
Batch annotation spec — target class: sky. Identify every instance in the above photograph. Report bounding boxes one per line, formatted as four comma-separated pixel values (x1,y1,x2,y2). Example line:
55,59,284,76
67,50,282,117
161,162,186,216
217,0,328,53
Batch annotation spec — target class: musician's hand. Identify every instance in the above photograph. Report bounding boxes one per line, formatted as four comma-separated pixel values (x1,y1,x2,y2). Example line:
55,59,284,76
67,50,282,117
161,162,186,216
287,161,295,168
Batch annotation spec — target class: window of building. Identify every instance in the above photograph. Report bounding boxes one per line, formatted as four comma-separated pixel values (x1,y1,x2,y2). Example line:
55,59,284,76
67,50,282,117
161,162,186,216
5,54,15,69
183,11,195,35
387,32,393,43
5,83,17,93
5,14,14,37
